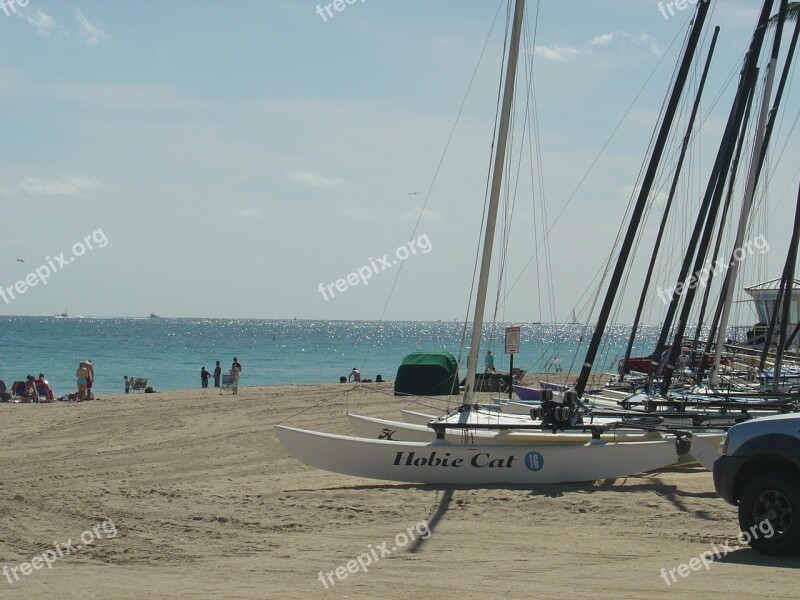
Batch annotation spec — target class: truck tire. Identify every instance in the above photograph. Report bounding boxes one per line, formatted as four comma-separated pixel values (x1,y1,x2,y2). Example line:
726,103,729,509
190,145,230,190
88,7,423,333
738,471,800,556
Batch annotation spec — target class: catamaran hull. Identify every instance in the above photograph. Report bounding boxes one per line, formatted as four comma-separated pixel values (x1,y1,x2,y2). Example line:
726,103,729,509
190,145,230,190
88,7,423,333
348,413,660,445
400,409,438,425
274,425,680,484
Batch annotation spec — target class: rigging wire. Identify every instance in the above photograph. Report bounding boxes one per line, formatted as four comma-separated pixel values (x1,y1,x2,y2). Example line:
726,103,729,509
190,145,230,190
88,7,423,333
357,0,508,379
500,18,689,305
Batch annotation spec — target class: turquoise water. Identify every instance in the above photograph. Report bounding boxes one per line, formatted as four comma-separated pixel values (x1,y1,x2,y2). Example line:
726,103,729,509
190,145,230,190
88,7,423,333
0,316,728,397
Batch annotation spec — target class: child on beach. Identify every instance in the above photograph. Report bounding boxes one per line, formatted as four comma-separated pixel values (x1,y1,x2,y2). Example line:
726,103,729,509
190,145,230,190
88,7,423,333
124,376,130,394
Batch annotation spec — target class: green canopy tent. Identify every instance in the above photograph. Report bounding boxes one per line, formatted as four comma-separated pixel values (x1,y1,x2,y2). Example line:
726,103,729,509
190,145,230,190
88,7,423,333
394,352,460,396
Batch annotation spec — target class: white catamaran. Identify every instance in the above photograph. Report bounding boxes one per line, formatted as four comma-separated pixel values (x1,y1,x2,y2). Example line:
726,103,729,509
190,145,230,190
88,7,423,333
274,0,704,485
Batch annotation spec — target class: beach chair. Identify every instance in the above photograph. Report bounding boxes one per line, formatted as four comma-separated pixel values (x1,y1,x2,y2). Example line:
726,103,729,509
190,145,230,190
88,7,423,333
132,378,148,393
35,380,55,402
10,381,27,401
220,373,234,394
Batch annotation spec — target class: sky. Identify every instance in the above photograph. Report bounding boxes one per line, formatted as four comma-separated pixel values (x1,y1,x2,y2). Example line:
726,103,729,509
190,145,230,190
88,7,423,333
1,0,798,324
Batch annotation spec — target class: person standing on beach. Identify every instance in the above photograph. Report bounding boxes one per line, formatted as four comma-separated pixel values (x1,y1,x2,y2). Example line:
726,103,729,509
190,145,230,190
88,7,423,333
124,375,130,394
231,357,242,394
213,361,221,388
76,361,88,401
85,359,95,400
200,366,211,388
484,350,495,373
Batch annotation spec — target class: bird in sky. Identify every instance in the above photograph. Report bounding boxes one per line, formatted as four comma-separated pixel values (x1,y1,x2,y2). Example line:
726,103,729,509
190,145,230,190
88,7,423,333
16,258,24,262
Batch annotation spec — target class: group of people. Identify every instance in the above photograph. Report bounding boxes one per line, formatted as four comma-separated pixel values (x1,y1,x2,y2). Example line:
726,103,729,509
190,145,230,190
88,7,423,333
123,375,141,393
75,360,95,401
0,361,93,403
200,357,242,394
0,373,55,403
340,368,383,384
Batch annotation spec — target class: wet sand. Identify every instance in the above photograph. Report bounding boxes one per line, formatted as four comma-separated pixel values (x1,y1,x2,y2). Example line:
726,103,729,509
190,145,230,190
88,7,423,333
0,379,797,599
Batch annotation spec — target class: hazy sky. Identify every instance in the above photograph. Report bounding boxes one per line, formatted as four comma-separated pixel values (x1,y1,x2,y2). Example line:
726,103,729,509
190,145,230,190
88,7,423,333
1,1,798,324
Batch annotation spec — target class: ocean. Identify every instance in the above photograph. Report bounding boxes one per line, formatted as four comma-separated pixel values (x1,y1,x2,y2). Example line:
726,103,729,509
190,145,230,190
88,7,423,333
0,316,734,397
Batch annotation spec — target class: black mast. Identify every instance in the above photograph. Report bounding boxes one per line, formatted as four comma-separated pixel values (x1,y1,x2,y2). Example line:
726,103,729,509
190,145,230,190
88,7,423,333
621,27,720,377
661,0,779,392
574,1,710,397
692,83,757,382
772,191,800,390
715,5,798,366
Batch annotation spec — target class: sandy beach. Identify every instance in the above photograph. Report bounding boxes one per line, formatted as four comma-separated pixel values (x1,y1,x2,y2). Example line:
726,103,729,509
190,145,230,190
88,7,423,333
1,379,798,599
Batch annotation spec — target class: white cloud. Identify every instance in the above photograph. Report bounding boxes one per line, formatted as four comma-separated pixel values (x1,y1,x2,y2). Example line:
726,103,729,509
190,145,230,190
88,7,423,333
23,10,56,36
293,172,346,187
0,175,103,197
534,44,580,62
590,32,662,56
534,31,662,64
75,9,108,47
590,33,616,47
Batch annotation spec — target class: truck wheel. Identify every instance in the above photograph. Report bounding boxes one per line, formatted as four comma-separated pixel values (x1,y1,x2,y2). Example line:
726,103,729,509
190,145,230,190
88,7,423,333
738,472,800,556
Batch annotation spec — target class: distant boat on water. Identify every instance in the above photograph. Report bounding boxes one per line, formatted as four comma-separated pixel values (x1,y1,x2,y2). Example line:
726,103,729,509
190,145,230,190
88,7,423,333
149,313,160,319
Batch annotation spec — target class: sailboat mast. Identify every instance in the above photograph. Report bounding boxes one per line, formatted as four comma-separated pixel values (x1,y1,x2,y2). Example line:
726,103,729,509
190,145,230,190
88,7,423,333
710,0,787,385
574,1,710,397
772,188,800,389
463,0,525,407
621,27,720,376
693,84,757,382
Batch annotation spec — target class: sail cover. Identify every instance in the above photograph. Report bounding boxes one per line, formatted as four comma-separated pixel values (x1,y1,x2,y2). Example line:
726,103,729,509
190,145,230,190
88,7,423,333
394,352,460,396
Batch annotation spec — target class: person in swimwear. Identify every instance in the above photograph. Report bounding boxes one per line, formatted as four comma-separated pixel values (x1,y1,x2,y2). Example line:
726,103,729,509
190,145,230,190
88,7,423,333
76,361,88,401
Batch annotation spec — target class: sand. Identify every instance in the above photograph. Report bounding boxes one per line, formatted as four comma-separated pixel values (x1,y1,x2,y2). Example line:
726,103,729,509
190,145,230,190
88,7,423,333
1,378,798,599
